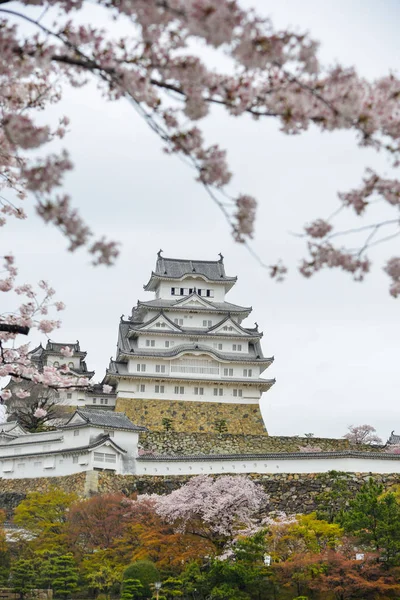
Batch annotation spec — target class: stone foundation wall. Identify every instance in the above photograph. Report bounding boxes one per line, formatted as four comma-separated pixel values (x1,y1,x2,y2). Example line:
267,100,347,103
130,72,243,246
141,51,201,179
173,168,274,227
0,472,87,517
97,471,400,514
2,471,400,516
139,432,361,455
116,397,267,434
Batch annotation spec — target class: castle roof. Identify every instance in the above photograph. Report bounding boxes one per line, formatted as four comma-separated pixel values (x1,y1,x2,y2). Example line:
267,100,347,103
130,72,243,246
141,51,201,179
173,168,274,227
62,409,147,432
28,341,95,379
144,253,237,291
132,297,251,318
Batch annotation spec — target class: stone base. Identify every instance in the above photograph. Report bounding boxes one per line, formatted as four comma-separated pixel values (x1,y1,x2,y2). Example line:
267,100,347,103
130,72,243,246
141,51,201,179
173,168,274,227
115,397,267,434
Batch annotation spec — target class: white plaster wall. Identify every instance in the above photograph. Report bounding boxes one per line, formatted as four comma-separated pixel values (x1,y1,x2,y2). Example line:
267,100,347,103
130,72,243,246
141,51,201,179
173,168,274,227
117,382,260,404
158,280,227,301
127,357,260,381
136,456,400,476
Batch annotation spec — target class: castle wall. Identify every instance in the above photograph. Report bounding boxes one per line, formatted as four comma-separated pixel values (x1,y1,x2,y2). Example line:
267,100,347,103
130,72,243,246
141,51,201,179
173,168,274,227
139,432,355,455
3,471,400,517
116,397,267,434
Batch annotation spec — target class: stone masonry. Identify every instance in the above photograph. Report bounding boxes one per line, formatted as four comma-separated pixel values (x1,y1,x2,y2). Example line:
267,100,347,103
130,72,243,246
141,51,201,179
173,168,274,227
116,397,267,434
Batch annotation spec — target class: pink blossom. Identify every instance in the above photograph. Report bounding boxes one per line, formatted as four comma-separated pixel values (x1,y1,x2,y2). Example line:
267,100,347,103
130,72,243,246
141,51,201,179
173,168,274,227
0,390,12,401
33,407,47,418
305,219,333,238
343,424,382,445
147,475,268,542
102,384,113,394
60,346,74,358
38,319,60,334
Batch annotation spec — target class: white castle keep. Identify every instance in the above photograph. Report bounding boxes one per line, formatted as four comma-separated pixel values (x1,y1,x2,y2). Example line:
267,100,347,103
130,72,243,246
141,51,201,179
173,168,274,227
1,252,400,479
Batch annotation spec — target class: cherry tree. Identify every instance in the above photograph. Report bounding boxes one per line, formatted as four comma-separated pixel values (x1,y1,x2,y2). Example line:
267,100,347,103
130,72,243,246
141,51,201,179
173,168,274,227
145,475,268,548
343,424,382,445
0,0,399,294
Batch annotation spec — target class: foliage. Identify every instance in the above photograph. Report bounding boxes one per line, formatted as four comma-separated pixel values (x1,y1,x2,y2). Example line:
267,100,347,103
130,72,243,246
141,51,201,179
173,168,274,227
10,559,37,599
123,561,160,599
67,493,133,552
13,488,77,549
315,471,353,523
43,553,79,599
160,577,183,599
120,578,144,600
338,479,400,565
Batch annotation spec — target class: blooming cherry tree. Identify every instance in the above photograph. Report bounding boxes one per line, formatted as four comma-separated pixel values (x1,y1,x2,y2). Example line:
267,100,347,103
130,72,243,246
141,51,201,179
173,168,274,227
0,254,89,416
146,475,268,547
343,424,382,445
0,0,399,294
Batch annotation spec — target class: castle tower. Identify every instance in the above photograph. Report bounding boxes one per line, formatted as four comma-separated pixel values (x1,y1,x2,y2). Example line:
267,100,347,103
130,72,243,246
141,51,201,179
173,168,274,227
106,253,275,434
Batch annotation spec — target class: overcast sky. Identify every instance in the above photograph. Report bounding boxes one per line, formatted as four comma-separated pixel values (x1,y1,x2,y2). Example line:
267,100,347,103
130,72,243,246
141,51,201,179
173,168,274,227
2,0,400,440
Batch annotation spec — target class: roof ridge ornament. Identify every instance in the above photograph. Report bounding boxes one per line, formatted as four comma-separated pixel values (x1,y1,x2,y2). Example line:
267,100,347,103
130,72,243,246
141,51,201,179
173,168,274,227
218,253,224,262
157,249,163,258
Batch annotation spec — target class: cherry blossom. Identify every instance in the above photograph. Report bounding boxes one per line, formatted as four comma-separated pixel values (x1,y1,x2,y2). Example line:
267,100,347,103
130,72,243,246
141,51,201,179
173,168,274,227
145,474,268,545
0,254,89,402
0,1,399,292
343,424,382,446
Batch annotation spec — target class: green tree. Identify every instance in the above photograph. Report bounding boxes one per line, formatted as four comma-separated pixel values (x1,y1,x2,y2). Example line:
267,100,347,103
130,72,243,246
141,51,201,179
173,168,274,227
315,471,353,523
160,577,183,599
82,550,122,598
43,553,79,599
13,488,77,550
121,578,144,600
123,561,160,599
338,478,400,564
10,559,37,599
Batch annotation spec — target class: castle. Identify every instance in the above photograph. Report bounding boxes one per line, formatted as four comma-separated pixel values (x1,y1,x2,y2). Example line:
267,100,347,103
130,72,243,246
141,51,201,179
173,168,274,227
1,252,400,480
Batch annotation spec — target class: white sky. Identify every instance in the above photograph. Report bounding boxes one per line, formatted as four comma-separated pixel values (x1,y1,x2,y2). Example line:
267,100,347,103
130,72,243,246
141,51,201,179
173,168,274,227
2,0,400,440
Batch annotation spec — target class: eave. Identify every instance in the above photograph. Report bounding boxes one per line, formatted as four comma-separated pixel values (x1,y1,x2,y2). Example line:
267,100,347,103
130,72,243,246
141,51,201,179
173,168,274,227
105,370,275,391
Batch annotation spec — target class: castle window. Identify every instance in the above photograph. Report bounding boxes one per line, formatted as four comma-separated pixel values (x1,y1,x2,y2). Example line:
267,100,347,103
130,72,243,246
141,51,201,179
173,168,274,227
68,361,74,368
74,430,80,436
206,289,214,298
171,287,175,295
197,289,203,296
243,368,253,377
232,344,242,351
140,384,146,392
223,368,233,377
188,288,193,294
174,386,184,394
194,387,204,395
213,388,223,396
54,392,60,399
174,318,183,326
233,389,243,397
213,343,223,350
53,361,59,367
155,365,166,373
156,322,161,327
137,364,146,372
145,340,155,347
165,341,170,348
203,320,212,327
104,398,108,405
155,385,165,394
67,393,72,399
93,398,97,404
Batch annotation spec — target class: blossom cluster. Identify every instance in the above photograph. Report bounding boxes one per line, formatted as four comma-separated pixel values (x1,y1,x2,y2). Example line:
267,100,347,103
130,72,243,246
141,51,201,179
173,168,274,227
0,255,88,402
1,1,399,285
